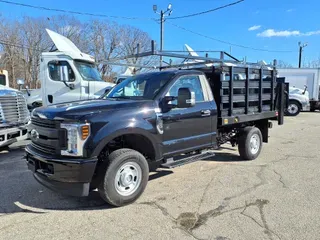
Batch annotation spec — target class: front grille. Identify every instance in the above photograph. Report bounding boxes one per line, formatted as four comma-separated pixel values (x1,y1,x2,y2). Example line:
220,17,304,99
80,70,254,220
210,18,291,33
31,142,56,155
0,94,29,123
31,117,57,128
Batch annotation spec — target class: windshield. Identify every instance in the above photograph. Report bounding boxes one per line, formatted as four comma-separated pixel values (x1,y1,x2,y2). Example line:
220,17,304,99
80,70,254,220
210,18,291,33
102,72,175,100
74,61,103,82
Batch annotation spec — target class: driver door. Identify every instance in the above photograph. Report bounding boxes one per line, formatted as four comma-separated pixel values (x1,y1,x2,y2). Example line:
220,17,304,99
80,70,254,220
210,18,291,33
161,75,214,156
41,58,81,106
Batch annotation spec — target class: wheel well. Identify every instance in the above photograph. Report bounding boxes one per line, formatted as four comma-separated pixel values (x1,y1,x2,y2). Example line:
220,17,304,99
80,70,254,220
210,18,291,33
91,134,156,189
289,99,302,109
100,134,156,162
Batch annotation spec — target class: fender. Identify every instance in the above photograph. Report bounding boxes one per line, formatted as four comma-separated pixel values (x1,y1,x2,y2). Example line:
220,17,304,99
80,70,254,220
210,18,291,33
87,118,163,161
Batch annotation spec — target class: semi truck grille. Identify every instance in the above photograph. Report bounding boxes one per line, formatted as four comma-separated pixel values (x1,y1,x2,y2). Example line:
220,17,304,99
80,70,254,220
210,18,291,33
0,94,29,123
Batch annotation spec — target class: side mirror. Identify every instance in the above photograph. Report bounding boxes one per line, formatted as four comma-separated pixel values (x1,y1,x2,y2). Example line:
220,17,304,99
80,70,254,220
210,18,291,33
177,88,195,108
59,65,74,89
16,78,25,91
60,65,70,82
25,85,31,96
302,85,307,95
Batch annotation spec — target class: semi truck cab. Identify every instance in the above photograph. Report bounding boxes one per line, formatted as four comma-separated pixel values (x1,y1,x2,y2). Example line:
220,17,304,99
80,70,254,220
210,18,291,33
28,29,115,108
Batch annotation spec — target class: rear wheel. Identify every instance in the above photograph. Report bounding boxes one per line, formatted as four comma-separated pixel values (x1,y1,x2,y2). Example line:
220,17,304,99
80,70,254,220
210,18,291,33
238,127,263,160
98,148,149,207
285,100,301,116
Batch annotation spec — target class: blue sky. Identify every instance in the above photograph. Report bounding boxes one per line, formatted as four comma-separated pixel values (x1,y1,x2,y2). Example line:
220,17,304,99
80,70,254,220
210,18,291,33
1,0,319,66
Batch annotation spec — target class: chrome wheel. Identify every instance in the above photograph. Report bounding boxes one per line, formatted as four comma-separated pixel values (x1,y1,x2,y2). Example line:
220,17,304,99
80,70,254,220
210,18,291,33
287,103,299,115
250,133,260,155
115,162,142,196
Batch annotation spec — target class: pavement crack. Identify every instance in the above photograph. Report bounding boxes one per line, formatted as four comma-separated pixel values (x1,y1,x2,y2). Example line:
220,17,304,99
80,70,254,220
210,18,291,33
273,169,287,188
139,201,175,221
197,173,216,212
224,165,267,202
240,199,282,240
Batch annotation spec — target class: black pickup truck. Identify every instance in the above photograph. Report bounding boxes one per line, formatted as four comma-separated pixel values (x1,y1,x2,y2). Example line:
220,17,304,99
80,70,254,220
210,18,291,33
26,62,286,207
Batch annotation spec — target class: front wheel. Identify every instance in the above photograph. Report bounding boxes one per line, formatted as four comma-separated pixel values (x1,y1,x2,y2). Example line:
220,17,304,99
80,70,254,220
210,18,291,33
285,100,301,116
238,127,263,160
98,148,149,207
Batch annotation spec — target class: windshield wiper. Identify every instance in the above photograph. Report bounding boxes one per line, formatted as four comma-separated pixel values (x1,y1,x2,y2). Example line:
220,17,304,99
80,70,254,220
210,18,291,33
108,96,132,99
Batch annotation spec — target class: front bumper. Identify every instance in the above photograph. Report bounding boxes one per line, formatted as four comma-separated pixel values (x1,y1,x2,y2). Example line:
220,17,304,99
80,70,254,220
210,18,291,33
25,145,98,197
0,125,28,148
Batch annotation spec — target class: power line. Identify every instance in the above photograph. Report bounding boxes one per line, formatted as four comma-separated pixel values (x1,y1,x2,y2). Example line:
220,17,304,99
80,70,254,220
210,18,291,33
0,40,43,52
0,0,153,20
166,21,296,53
167,0,244,20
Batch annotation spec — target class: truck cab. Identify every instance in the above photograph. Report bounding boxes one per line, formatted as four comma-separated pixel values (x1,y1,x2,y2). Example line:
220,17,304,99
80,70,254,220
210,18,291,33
28,29,115,108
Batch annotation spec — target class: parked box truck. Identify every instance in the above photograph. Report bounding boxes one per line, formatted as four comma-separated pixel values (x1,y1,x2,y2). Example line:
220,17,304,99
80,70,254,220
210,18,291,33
277,68,320,112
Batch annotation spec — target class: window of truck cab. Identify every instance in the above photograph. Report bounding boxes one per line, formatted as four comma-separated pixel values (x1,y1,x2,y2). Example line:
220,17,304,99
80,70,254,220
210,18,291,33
48,61,75,82
0,74,5,86
165,75,205,105
74,60,104,82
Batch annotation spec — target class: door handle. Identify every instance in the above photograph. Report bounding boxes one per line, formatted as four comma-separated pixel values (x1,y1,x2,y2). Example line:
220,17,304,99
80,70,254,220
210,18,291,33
201,110,211,117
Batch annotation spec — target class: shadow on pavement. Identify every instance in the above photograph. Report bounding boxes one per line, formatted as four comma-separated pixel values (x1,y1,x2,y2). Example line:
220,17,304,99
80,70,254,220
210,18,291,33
0,145,175,215
202,151,244,162
0,141,243,215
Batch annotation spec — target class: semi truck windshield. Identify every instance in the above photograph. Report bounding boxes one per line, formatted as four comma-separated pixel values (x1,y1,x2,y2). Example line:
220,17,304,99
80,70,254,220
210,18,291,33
74,61,104,82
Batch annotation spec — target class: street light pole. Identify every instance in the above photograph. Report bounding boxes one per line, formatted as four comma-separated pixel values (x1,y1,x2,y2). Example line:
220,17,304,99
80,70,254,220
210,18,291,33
160,10,164,67
153,4,172,68
298,42,308,68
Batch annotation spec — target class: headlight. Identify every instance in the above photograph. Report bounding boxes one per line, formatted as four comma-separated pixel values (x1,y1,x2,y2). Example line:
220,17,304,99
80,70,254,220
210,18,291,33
60,123,90,156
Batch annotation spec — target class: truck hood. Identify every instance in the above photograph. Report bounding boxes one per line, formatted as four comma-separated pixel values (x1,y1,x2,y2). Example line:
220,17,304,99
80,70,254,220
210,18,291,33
33,99,154,120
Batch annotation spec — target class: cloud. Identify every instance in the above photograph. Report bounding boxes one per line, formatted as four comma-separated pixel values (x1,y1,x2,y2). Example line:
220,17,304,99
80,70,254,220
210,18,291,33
248,25,261,31
286,9,294,12
256,28,320,37
304,30,320,36
257,29,300,37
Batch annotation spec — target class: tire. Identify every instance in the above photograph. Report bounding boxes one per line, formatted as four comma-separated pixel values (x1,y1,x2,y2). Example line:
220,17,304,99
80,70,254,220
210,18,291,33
98,148,149,207
310,107,315,112
285,100,301,116
238,127,263,160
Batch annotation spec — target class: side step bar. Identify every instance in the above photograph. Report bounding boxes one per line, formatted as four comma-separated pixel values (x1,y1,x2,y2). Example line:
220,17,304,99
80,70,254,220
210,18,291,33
161,150,215,169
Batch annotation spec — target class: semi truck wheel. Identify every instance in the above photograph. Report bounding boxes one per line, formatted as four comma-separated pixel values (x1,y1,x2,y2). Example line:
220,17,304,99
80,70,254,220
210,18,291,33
98,148,149,207
238,127,262,160
285,100,301,116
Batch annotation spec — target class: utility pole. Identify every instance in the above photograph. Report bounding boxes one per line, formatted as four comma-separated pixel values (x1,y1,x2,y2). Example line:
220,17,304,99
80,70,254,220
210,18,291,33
298,42,308,68
153,4,173,67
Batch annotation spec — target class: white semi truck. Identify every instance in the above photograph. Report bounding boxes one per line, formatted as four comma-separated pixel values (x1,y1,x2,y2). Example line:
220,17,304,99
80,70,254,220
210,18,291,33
277,68,320,114
0,70,29,149
25,29,115,109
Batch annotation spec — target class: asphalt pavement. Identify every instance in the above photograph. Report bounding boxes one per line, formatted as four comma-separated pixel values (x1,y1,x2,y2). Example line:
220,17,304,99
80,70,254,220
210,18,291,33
0,113,320,240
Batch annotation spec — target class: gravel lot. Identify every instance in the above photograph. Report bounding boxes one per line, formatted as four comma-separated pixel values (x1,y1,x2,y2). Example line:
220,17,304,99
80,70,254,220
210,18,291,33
1,113,320,240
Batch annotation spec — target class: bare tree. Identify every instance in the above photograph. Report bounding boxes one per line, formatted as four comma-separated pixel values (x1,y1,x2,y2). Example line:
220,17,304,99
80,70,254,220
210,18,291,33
87,20,122,77
0,19,23,88
117,25,157,72
277,60,293,68
303,57,320,68
0,14,155,87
